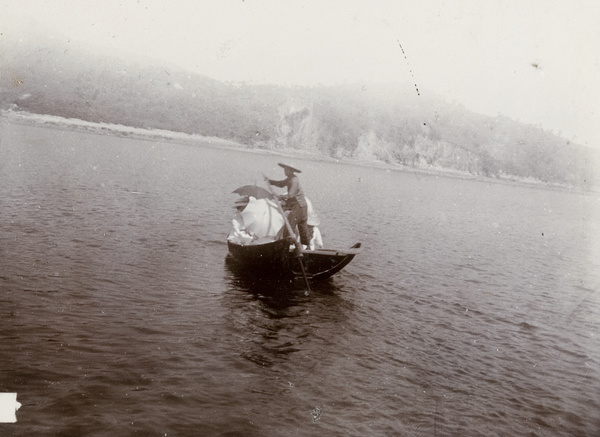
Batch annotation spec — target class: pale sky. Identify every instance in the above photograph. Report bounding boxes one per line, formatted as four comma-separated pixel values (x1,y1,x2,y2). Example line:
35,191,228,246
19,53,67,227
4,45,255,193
2,0,599,147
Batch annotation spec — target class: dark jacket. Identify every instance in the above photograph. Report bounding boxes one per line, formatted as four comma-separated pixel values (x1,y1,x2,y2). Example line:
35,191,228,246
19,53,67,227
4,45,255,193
268,175,307,208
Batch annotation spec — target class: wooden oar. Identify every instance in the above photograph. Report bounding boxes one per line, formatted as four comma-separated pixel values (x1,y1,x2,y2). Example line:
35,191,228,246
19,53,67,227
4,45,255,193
263,176,311,292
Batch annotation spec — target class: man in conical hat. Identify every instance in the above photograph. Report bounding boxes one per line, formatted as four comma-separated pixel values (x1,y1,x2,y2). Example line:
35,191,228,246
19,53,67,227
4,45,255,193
267,163,311,247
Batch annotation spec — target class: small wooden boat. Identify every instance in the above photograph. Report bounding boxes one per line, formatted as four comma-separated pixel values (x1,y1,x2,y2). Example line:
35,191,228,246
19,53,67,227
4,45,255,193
226,238,361,281
227,182,360,283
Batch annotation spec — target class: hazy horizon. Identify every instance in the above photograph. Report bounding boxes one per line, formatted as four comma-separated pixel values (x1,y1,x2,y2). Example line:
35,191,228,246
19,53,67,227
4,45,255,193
2,0,599,148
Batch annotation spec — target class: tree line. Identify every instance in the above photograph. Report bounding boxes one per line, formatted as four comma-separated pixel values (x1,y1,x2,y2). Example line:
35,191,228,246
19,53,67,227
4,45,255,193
1,31,597,189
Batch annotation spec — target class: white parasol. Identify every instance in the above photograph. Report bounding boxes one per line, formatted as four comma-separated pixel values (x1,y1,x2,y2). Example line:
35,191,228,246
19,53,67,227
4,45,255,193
240,197,285,239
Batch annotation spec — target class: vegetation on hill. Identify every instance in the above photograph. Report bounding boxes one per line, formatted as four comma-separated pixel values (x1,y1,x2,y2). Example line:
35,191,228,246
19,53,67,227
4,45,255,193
1,29,597,189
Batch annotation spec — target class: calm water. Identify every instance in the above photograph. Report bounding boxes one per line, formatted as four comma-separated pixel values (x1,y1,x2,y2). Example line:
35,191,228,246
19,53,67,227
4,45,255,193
1,120,599,436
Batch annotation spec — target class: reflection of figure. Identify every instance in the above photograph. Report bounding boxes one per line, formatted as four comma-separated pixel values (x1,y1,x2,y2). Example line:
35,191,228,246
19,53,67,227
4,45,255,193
267,163,310,247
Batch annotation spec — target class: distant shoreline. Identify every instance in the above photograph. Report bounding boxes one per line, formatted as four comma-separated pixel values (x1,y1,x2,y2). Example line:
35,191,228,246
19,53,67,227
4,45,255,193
1,109,595,195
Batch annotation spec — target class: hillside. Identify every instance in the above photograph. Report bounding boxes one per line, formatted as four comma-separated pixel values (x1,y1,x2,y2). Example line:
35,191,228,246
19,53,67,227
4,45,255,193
1,29,598,189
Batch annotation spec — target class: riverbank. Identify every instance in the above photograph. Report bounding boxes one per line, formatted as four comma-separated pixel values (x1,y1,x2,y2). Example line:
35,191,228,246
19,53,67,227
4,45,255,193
2,109,595,194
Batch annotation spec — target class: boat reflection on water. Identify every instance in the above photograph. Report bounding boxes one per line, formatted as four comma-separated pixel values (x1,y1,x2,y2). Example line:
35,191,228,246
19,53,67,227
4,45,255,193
223,257,352,368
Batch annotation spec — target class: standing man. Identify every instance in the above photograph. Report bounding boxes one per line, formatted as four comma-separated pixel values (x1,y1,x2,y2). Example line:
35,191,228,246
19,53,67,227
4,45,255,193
267,163,311,248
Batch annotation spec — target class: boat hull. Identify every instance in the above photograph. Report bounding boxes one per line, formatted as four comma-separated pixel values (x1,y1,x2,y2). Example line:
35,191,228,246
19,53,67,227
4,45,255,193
226,238,292,273
226,239,361,281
